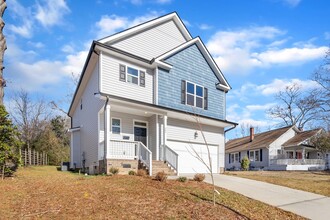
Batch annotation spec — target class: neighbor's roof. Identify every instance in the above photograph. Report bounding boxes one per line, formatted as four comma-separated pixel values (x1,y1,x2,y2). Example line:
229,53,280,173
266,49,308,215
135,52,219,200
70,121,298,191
225,126,293,153
282,129,321,148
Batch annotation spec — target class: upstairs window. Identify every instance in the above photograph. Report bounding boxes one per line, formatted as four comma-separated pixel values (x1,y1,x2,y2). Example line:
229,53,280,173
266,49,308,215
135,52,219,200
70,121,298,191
119,64,145,87
127,67,138,85
185,81,206,109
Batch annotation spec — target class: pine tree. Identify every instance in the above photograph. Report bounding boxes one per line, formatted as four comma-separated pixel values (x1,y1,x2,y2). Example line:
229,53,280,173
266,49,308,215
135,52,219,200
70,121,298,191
0,105,20,178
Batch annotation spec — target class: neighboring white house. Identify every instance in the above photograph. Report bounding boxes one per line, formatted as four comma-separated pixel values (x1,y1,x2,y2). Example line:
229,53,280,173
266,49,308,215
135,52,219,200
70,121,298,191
225,126,327,171
68,12,237,175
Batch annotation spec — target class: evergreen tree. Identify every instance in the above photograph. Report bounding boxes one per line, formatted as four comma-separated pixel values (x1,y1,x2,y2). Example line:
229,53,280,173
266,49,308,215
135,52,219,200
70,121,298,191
0,105,20,178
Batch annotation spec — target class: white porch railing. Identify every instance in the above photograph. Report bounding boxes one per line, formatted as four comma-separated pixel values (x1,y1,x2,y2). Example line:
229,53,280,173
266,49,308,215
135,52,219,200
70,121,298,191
137,142,152,176
98,140,152,176
270,159,326,165
161,145,178,173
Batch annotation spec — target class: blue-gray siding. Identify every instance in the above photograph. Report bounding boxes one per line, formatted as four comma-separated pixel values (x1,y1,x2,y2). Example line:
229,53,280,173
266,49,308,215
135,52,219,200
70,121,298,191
158,44,225,120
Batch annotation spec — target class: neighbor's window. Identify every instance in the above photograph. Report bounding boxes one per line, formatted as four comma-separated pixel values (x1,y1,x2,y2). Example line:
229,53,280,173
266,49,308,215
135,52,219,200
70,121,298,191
111,118,121,134
249,149,261,162
186,81,204,108
286,151,294,159
127,67,139,85
230,152,239,163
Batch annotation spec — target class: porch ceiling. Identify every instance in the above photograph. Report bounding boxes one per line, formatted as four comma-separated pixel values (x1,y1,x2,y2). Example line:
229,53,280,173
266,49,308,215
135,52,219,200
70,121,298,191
284,145,317,151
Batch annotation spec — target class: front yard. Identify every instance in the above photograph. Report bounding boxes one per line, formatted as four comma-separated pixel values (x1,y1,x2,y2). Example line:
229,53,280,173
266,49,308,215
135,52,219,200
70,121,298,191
225,171,330,197
0,166,305,219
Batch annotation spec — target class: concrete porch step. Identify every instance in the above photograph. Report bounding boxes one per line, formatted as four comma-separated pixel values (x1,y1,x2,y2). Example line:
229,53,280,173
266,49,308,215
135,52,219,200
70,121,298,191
151,160,176,176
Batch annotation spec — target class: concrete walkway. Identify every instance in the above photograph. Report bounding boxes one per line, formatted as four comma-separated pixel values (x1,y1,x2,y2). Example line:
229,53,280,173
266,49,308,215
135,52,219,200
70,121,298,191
181,174,330,220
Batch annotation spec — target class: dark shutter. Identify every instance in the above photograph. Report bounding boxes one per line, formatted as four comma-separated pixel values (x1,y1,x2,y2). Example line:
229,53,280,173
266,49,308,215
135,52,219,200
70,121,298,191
239,152,241,162
204,87,208,110
260,149,263,161
247,150,249,159
229,153,231,164
119,64,126,82
139,71,145,87
181,80,186,104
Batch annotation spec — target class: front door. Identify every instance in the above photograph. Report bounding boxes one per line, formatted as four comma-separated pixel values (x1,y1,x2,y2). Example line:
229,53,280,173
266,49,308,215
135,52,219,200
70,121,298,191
134,121,147,147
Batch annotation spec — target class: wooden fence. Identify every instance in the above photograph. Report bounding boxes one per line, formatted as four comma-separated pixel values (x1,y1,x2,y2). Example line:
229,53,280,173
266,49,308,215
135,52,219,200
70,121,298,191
21,148,48,166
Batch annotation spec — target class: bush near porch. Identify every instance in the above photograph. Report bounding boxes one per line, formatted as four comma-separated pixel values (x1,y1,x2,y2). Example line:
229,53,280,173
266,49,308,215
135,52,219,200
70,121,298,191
0,166,305,219
225,171,330,197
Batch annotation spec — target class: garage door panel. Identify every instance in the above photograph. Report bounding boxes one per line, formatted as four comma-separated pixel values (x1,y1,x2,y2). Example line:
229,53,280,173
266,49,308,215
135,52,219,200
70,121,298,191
167,141,218,174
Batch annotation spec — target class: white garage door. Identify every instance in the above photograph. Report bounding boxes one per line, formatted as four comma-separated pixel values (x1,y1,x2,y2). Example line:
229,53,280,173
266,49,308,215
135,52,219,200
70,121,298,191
167,141,218,174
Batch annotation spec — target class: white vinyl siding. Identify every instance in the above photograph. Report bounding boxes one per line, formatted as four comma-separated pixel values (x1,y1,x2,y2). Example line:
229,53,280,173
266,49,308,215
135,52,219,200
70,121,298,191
101,54,154,104
110,20,186,60
72,63,104,170
166,118,223,145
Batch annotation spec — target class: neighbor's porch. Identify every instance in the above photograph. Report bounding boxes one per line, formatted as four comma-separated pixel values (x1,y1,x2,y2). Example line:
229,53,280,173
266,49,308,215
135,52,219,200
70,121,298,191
269,145,328,170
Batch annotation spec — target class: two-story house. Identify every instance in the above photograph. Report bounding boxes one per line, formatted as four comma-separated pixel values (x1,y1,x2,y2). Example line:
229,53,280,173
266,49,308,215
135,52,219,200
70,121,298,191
68,12,237,175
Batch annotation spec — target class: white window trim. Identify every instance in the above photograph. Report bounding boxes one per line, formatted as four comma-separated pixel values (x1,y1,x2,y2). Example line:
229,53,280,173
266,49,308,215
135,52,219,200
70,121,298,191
230,152,239,164
126,66,139,85
111,117,121,134
133,120,148,148
249,149,260,162
185,81,204,108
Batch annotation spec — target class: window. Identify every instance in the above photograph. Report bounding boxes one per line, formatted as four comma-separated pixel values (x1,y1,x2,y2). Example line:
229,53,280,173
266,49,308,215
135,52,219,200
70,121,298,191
249,149,261,162
119,64,145,87
127,67,139,85
230,152,240,163
186,81,204,108
286,151,294,159
111,118,121,134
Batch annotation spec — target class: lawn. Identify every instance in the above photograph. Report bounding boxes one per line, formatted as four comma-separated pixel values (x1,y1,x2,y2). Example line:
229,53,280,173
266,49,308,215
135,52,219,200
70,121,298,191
225,171,330,197
0,166,305,219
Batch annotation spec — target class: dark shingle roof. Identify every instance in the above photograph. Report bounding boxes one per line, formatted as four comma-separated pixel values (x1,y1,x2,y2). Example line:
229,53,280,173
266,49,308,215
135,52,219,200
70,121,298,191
282,129,321,147
225,126,293,153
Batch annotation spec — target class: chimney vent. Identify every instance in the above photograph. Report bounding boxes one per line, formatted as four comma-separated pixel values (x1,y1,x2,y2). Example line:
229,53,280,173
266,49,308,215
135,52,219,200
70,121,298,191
250,127,254,142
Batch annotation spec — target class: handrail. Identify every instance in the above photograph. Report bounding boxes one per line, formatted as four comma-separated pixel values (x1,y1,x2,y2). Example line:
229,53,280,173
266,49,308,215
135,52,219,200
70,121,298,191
161,145,178,173
138,142,152,176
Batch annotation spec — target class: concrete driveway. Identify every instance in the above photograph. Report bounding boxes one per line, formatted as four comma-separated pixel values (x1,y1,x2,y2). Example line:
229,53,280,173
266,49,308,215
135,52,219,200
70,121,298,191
181,174,330,220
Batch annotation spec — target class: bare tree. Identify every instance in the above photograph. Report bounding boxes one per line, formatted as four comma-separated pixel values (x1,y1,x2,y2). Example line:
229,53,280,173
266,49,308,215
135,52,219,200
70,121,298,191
312,47,330,122
11,90,51,159
187,114,219,206
267,83,323,129
0,0,7,105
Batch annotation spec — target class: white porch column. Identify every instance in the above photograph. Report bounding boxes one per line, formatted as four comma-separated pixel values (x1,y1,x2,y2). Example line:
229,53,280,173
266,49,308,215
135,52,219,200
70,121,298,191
163,115,167,147
302,147,305,160
104,103,111,162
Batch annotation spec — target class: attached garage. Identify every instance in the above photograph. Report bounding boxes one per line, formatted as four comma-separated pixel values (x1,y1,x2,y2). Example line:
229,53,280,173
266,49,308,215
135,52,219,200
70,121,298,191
167,141,219,173
165,118,224,174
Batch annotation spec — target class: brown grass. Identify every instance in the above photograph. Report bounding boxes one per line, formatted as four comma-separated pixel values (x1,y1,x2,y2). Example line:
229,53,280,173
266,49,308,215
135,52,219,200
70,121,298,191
226,170,330,197
0,166,305,219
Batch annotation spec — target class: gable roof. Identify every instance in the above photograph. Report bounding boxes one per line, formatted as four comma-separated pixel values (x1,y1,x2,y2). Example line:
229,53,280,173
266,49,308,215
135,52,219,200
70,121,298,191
154,37,231,91
282,129,322,148
226,126,293,153
98,12,192,45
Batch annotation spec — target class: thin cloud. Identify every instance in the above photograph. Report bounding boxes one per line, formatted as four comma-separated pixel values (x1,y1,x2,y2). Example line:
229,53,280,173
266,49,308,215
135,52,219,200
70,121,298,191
35,0,71,27
95,11,161,39
198,24,213,30
283,0,301,7
206,26,327,75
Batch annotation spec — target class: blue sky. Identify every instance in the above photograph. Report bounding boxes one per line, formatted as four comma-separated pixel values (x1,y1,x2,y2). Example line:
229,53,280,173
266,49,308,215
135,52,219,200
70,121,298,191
3,0,329,138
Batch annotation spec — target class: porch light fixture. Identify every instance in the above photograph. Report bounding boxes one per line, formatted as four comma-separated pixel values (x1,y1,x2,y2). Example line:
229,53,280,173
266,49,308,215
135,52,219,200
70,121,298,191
194,131,198,139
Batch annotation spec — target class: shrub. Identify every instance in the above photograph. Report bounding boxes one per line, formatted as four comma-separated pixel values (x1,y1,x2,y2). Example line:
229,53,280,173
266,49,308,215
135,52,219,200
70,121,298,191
136,169,147,176
155,171,167,182
128,170,136,175
193,173,205,182
177,176,187,182
109,167,119,175
241,156,250,171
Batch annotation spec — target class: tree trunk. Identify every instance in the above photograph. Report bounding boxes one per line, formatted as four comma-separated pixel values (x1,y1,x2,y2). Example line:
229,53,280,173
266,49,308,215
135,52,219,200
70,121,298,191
0,0,6,105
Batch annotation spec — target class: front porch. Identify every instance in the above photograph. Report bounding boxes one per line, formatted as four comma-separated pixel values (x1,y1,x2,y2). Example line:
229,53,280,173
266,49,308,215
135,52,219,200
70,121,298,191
96,98,179,175
269,145,328,170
